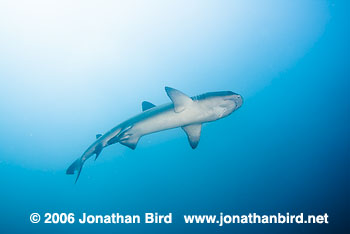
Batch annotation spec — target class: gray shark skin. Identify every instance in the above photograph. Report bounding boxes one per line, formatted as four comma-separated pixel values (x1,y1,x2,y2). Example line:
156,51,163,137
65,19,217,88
66,87,243,183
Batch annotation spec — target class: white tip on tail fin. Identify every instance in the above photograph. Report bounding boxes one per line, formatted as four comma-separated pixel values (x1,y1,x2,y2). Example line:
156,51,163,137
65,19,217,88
66,158,84,184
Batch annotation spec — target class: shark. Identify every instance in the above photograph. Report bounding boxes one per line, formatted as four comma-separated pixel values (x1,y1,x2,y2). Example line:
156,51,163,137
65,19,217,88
67,87,243,182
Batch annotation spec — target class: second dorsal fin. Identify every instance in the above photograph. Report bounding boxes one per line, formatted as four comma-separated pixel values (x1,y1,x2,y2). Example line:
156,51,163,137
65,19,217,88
142,101,156,111
96,134,102,139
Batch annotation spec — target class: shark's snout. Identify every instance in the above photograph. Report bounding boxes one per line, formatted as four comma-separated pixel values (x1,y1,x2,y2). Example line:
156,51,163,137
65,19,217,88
234,94,243,110
223,93,243,110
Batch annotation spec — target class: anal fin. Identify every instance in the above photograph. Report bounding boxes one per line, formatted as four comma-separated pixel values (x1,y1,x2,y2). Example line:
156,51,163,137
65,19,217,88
94,144,103,160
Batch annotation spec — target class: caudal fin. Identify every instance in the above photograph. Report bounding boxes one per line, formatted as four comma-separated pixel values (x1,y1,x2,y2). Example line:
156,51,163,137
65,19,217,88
66,158,84,184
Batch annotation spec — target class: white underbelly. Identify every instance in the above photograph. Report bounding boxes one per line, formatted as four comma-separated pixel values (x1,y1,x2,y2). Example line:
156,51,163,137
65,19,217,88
133,109,202,136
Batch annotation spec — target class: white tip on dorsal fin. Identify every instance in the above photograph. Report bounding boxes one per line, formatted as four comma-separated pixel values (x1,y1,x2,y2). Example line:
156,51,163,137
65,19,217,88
142,101,156,111
165,86,193,113
182,124,202,149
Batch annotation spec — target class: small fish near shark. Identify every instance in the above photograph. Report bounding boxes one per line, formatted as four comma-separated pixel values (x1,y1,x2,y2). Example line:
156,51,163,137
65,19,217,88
66,87,243,183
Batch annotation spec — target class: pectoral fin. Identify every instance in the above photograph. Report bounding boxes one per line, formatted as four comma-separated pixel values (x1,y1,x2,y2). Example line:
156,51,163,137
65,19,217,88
182,124,202,149
165,87,193,113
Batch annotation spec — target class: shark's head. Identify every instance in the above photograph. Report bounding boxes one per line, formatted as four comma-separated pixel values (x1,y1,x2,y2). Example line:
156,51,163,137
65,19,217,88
195,91,243,120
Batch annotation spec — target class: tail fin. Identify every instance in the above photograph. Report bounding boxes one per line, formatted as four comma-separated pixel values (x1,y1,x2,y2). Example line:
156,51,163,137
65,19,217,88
66,158,84,184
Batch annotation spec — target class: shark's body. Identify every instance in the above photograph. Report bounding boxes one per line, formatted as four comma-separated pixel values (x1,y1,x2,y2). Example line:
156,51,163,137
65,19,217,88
67,87,243,182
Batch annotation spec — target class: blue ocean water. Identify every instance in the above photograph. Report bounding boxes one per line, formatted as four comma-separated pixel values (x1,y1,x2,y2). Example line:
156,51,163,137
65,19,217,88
0,0,348,233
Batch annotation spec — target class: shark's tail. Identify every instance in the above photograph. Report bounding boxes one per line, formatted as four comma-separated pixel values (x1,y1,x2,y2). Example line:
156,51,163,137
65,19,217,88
66,158,84,184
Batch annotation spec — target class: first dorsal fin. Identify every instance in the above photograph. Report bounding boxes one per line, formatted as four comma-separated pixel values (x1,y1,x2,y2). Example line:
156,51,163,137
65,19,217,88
142,101,156,111
165,87,193,113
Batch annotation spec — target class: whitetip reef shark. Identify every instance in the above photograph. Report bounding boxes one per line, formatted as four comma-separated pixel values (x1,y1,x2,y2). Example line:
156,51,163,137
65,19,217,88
67,87,243,183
